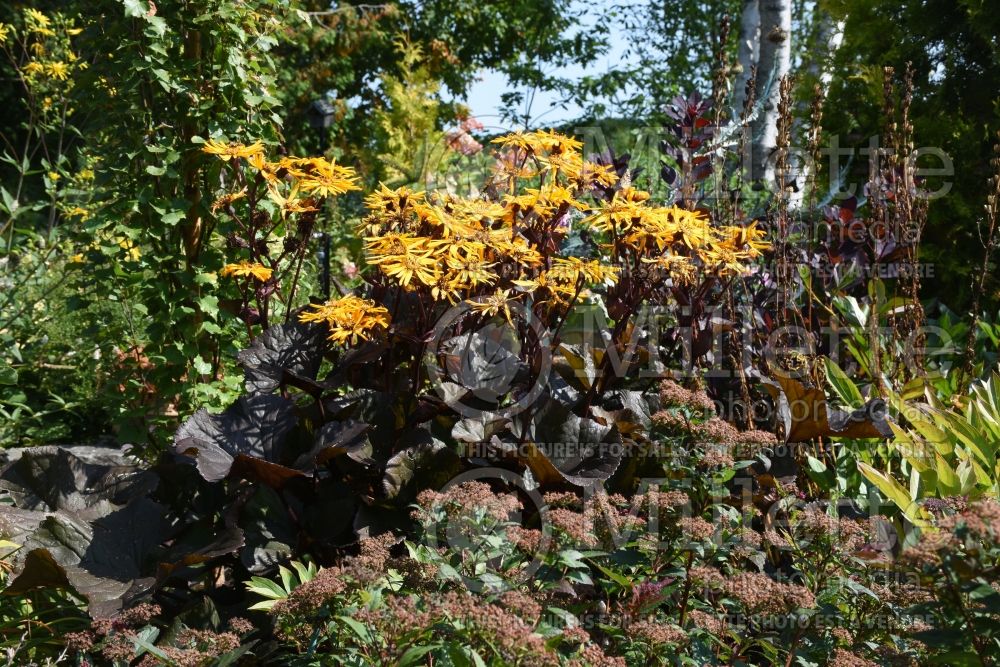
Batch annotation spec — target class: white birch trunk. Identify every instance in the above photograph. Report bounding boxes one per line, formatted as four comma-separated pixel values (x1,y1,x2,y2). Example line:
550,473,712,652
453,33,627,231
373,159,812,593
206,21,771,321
789,9,846,209
750,0,792,188
734,0,760,117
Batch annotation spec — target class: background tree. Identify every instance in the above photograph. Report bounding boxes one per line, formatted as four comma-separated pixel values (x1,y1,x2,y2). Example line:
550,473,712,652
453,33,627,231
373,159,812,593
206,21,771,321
821,0,1000,308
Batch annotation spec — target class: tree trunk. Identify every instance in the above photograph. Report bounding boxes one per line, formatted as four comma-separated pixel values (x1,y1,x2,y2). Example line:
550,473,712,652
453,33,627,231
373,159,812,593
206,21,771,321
750,0,791,188
734,0,760,116
788,9,846,209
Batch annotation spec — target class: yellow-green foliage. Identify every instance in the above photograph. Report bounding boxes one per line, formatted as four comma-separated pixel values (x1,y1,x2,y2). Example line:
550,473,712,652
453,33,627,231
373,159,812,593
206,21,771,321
860,368,1000,525
373,37,453,186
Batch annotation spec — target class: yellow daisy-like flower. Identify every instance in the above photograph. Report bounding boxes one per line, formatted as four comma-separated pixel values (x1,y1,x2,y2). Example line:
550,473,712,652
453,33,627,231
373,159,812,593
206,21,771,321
280,157,360,198
247,153,280,183
299,295,390,345
364,232,422,258
492,148,539,181
549,257,620,286
0,23,11,44
202,139,265,161
494,236,544,267
701,244,748,277
364,183,426,215
211,190,247,213
670,208,713,250
22,61,45,77
720,222,770,258
45,62,69,81
491,129,582,154
530,184,587,212
428,270,464,304
443,197,506,224
373,244,438,289
582,190,649,233
467,289,520,324
266,183,317,215
220,261,273,282
25,9,51,28
641,254,695,283
298,166,360,198
578,161,619,188
24,9,55,36
446,243,497,288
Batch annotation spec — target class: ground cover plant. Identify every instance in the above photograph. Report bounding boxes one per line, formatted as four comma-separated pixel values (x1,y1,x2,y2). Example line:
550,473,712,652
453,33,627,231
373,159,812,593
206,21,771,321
2,1,1000,666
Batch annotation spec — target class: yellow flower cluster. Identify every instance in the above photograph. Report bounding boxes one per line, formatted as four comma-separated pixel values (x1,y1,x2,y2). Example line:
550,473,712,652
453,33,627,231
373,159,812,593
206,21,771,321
583,188,769,278
205,142,362,306
210,130,767,348
300,295,391,344
202,141,360,214
355,129,767,327
16,9,82,91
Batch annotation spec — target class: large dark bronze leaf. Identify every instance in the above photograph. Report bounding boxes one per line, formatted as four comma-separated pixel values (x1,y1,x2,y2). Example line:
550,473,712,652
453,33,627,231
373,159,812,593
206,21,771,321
174,394,299,484
237,320,327,395
3,497,168,617
521,394,624,488
0,446,156,516
760,373,892,443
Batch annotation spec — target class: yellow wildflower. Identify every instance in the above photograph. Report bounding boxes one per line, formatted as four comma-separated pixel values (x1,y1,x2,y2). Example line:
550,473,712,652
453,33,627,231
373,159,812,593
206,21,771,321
22,62,45,77
299,295,390,345
298,162,360,198
429,270,464,303
372,244,438,288
467,289,520,324
0,23,10,44
549,257,620,286
247,153,280,183
45,61,69,80
446,243,497,288
266,183,317,215
25,9,54,35
721,223,770,258
641,255,695,283
491,129,582,154
202,139,265,161
211,190,247,213
220,261,272,282
365,183,426,214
